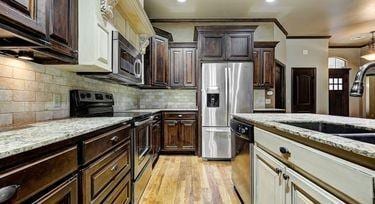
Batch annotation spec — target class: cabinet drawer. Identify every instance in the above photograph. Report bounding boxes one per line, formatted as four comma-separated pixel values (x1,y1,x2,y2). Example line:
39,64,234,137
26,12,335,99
254,127,375,203
34,175,78,204
103,172,131,204
83,124,131,164
163,112,196,120
82,141,131,204
0,147,78,203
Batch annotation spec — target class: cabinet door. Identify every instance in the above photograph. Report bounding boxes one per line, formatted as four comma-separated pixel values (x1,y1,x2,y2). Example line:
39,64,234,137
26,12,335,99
254,146,285,204
285,168,344,204
179,120,196,150
199,33,226,61
34,176,78,204
48,0,78,57
163,120,179,150
0,0,47,34
226,33,253,61
253,48,263,87
153,36,169,86
169,48,184,87
262,48,275,87
183,48,196,87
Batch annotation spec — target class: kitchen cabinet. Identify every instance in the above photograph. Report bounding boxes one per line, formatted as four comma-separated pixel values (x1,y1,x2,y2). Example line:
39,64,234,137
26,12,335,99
34,176,78,204
254,146,344,204
169,42,197,88
162,112,197,152
144,28,173,87
253,42,278,88
195,26,256,61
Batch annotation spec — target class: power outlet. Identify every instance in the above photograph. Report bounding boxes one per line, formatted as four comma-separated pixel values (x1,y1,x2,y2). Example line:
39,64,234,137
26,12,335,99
265,99,272,105
53,94,62,108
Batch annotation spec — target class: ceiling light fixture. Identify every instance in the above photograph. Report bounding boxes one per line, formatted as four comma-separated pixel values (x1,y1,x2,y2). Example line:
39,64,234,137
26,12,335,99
17,51,34,61
265,0,275,2
361,31,375,61
177,0,186,2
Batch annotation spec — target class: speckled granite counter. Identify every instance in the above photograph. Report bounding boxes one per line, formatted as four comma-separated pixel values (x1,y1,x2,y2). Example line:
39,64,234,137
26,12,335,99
233,113,375,159
0,117,132,160
126,108,198,113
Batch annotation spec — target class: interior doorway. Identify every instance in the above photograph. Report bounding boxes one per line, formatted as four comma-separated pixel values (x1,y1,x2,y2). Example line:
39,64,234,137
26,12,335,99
291,68,316,113
275,60,286,109
329,69,350,116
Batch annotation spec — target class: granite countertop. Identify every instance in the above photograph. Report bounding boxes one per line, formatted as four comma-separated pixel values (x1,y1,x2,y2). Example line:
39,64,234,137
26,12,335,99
126,108,199,113
233,113,375,159
253,108,286,112
0,117,132,160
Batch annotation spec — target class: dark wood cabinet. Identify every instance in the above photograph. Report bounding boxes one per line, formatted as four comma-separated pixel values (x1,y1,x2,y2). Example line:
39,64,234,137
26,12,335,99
253,42,278,88
162,112,197,152
145,28,173,87
169,42,197,88
48,0,78,58
196,26,257,61
35,176,78,204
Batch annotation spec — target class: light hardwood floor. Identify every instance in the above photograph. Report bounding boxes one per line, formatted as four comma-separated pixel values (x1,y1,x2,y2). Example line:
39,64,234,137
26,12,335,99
139,155,241,204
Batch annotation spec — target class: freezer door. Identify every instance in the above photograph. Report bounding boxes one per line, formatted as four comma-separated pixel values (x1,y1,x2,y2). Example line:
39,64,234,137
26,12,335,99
202,63,228,126
202,127,232,159
227,62,253,124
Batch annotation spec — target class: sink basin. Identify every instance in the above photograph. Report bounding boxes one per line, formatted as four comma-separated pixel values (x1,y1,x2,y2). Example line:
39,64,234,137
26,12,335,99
280,121,375,145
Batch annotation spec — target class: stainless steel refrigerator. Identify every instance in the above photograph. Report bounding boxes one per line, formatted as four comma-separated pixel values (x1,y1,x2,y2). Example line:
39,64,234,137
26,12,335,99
201,62,253,160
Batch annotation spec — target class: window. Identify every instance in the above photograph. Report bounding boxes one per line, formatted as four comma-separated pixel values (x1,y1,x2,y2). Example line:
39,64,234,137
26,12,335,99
329,77,343,91
328,57,347,68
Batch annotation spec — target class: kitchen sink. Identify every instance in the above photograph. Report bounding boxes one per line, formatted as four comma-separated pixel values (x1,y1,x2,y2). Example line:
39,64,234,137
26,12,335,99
280,121,375,145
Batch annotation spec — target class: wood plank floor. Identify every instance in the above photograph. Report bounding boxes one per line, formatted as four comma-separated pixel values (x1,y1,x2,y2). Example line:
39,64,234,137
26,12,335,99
139,155,241,204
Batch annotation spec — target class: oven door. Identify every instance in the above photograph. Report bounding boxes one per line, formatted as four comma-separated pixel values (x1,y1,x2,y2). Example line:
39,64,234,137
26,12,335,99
133,118,152,178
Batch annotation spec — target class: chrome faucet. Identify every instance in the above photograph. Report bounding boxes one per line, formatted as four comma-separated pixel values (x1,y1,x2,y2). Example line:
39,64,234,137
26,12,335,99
350,61,375,97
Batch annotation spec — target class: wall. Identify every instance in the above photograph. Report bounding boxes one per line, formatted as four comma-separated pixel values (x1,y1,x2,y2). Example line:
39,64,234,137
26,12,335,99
286,39,330,114
139,89,197,109
328,48,362,117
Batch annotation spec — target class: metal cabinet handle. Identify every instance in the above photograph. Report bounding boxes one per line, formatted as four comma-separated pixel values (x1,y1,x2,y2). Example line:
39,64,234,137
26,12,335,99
111,164,119,172
282,174,290,180
0,185,20,203
275,168,282,175
279,147,290,155
110,136,120,143
178,114,182,118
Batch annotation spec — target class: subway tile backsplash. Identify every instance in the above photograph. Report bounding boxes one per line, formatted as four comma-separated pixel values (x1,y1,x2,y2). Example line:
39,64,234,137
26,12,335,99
0,56,197,126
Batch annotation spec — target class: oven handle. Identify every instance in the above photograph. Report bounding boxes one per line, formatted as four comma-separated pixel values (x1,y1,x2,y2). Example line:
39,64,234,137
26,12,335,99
134,116,154,127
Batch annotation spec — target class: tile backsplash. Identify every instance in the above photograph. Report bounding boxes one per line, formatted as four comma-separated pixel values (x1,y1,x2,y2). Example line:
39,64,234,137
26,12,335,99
0,56,197,126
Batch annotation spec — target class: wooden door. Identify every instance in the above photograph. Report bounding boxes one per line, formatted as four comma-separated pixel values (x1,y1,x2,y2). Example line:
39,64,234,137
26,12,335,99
48,0,78,57
253,48,263,88
226,32,253,61
169,48,184,87
329,69,349,116
35,176,78,204
153,36,169,86
179,120,196,150
254,146,285,204
163,120,179,150
0,0,47,34
262,48,275,87
183,48,196,87
292,68,316,113
275,62,286,109
285,168,344,204
199,32,226,61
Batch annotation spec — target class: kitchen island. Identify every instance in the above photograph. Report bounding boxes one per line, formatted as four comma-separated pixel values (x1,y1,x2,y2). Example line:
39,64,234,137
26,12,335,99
233,113,375,204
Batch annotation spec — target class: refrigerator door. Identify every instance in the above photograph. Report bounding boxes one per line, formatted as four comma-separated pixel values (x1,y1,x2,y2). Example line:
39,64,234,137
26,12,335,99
202,63,228,127
202,127,232,159
227,62,253,125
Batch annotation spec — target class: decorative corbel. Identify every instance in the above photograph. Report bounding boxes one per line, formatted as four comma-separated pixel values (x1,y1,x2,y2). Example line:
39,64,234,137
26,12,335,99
139,34,150,54
100,0,119,20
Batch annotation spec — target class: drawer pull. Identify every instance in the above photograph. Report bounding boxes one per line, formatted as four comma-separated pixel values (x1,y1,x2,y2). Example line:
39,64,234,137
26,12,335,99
275,168,282,175
0,185,20,203
178,114,182,118
282,174,290,181
111,164,119,172
279,147,290,155
110,136,120,143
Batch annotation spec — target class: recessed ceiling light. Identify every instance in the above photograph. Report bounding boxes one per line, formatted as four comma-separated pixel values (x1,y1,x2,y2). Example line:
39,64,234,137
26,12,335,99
350,36,365,41
265,0,275,2
177,0,186,2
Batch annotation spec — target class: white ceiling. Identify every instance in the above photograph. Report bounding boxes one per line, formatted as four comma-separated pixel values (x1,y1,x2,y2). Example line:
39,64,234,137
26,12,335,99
144,0,375,46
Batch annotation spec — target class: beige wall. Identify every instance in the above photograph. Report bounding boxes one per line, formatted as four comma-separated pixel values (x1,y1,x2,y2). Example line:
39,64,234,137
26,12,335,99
286,39,329,114
328,48,363,117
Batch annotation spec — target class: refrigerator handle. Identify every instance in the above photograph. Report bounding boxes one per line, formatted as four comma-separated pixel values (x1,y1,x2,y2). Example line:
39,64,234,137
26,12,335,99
227,65,232,126
225,66,229,122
